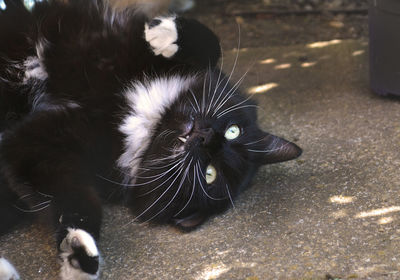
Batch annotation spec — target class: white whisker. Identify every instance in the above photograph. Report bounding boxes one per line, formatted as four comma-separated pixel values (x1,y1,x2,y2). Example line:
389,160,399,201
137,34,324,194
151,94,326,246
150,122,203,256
174,162,196,217
13,200,51,213
132,158,188,221
212,68,250,117
225,184,235,210
217,104,259,119
206,50,224,116
215,91,254,118
142,158,193,223
247,141,292,153
212,23,241,116
189,88,201,113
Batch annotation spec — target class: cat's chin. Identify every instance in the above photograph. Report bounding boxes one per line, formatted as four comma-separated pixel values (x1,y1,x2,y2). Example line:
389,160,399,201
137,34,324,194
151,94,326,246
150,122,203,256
171,212,207,232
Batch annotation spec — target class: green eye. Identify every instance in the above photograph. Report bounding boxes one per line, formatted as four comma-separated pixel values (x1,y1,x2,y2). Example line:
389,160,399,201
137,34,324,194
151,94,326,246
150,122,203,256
205,165,217,184
224,124,240,140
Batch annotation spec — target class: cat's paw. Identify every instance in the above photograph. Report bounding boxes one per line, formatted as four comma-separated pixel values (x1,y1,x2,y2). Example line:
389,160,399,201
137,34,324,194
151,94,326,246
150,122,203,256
59,228,100,280
0,258,20,280
144,16,179,58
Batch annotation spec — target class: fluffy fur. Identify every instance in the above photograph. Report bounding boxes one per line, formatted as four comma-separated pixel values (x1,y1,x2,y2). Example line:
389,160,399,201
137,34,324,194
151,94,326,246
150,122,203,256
0,0,301,278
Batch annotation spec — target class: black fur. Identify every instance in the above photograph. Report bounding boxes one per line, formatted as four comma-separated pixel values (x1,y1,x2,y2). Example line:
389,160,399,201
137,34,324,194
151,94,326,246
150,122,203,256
0,0,301,278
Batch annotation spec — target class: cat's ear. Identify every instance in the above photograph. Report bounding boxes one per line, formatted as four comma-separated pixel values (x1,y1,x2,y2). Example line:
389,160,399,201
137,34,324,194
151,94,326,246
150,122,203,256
249,131,302,165
171,212,206,231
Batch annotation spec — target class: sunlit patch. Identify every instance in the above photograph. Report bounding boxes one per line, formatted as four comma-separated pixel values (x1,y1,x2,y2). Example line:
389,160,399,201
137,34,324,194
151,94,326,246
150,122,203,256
196,264,229,280
378,216,394,225
259,58,276,64
329,21,344,28
247,83,278,94
352,50,365,56
0,0,6,10
301,62,317,68
274,63,291,70
355,206,400,218
224,125,240,140
206,165,217,184
307,39,341,49
329,195,354,204
232,47,248,52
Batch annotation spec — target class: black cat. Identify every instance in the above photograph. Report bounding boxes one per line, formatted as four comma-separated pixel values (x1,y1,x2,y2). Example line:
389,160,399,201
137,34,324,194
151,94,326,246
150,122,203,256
0,0,302,279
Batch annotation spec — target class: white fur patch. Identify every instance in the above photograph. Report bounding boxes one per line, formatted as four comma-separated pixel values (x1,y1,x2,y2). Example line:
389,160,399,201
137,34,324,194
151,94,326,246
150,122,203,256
117,75,194,176
23,56,48,83
59,228,99,280
0,258,20,280
23,38,49,83
145,16,179,58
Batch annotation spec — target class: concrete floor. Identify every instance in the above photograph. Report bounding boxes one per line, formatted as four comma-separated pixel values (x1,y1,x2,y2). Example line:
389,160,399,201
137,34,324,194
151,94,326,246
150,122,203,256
3,4,400,280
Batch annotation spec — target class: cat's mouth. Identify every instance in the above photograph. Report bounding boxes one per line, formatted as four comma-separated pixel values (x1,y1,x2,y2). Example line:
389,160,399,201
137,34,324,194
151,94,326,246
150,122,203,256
177,122,215,148
178,119,194,144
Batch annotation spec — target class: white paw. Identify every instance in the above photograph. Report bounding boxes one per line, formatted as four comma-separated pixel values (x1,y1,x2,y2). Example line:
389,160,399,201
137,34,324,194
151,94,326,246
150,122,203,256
145,16,179,58
0,258,20,280
59,228,100,280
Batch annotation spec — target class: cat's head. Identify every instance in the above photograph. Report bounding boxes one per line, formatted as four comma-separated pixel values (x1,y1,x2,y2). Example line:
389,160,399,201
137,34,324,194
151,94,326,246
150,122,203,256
118,69,301,230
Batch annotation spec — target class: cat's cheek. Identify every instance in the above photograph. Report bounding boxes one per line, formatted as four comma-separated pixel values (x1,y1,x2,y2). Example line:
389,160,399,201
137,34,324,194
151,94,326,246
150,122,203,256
59,228,101,280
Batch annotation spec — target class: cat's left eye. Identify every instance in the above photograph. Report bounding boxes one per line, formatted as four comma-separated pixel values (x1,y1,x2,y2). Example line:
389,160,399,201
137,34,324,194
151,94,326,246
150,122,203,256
205,165,217,184
224,124,240,140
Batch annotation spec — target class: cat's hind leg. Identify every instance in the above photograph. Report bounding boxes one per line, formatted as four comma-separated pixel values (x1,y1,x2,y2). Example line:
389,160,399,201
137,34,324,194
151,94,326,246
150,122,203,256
144,15,221,69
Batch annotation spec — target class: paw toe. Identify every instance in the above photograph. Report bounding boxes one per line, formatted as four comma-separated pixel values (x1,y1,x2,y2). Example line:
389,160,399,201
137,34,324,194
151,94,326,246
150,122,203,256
148,18,162,28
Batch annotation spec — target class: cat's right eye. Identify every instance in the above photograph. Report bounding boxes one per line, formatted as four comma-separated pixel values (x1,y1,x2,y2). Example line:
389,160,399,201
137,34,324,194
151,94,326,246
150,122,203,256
205,164,217,184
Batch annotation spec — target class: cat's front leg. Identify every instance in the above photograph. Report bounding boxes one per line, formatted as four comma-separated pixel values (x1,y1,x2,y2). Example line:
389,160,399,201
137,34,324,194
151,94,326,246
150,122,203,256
144,16,221,69
0,111,103,280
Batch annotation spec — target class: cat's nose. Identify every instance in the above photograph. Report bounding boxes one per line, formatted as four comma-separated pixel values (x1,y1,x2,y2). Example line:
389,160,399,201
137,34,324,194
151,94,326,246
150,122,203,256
193,127,214,146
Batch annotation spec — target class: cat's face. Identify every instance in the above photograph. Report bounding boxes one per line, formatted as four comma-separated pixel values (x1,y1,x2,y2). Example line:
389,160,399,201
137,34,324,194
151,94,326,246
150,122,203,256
119,70,302,229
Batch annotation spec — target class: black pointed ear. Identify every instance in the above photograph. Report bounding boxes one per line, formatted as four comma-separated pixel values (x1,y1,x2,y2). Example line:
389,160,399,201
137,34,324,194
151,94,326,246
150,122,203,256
249,131,302,165
171,212,206,232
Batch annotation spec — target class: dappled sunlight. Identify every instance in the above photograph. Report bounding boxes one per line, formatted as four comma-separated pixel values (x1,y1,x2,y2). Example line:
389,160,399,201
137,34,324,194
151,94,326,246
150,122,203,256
301,62,317,68
378,216,394,225
195,262,257,280
259,58,276,64
247,83,279,94
329,195,355,204
232,47,249,52
274,63,292,70
196,264,230,280
307,39,342,49
355,206,400,218
352,50,365,56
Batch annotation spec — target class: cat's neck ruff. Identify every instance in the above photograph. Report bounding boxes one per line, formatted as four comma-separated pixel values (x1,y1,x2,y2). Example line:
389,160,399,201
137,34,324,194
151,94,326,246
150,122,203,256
117,75,195,176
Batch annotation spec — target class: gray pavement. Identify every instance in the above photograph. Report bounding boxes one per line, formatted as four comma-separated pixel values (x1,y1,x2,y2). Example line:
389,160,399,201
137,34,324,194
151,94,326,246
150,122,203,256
3,38,400,279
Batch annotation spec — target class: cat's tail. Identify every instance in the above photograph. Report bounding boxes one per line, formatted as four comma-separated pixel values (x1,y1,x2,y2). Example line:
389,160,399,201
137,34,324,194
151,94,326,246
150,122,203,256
0,257,20,280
